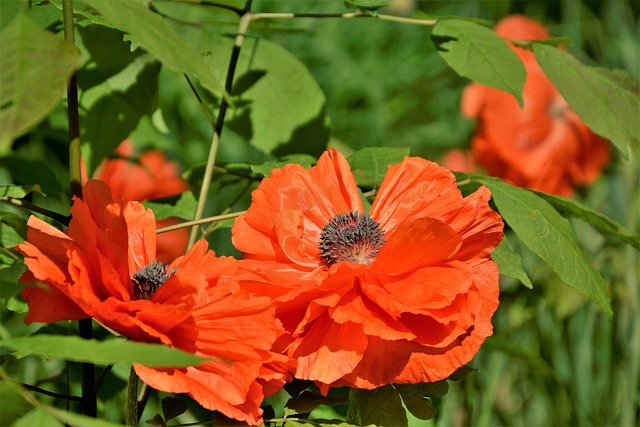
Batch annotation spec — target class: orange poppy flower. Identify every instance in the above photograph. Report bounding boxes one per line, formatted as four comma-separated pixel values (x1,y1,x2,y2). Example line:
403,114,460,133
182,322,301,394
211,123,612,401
232,149,503,391
93,139,190,263
461,14,610,196
18,180,289,425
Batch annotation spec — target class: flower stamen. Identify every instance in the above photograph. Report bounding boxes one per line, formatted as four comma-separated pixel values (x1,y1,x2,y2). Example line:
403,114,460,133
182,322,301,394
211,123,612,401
319,211,385,266
132,260,177,299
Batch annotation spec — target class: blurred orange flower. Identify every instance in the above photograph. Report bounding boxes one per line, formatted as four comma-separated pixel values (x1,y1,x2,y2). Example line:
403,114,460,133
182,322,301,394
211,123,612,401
93,140,189,263
18,180,289,425
461,14,610,196
232,149,503,391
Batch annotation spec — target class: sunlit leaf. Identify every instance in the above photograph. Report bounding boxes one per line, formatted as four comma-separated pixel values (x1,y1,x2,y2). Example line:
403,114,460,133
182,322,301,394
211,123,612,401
479,178,612,319
533,190,639,249
492,235,534,288
12,409,64,427
0,381,30,426
431,18,526,106
250,154,318,178
0,13,82,153
144,191,198,221
347,147,410,187
0,184,43,199
82,0,228,102
533,43,639,157
0,335,208,367
348,385,407,426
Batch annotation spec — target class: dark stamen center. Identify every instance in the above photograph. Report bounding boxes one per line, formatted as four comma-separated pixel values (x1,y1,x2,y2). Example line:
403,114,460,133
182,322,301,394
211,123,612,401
132,260,177,300
319,211,385,266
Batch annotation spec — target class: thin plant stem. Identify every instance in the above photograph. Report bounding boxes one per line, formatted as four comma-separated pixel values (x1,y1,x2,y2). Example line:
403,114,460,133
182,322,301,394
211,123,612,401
158,211,246,234
187,0,253,248
126,367,139,427
19,383,83,403
63,0,97,418
0,197,70,225
250,11,438,26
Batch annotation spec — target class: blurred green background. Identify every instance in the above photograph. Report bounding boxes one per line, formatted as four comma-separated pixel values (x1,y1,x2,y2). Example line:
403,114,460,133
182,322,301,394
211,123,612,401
1,0,638,425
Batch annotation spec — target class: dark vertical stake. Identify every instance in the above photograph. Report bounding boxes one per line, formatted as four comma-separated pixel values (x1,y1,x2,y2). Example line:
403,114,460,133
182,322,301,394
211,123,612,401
62,0,97,417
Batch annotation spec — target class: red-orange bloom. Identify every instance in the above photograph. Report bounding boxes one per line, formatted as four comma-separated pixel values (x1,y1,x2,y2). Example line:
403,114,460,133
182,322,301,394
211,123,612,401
462,14,610,196
232,149,503,391
92,140,190,263
18,180,288,425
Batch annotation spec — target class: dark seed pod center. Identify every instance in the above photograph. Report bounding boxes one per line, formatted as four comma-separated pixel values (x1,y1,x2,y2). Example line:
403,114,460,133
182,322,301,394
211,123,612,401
319,211,385,266
132,260,177,300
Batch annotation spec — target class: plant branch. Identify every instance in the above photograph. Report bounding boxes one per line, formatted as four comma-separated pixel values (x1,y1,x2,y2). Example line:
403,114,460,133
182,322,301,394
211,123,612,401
126,367,138,427
250,11,438,25
187,0,253,248
0,197,70,225
157,211,246,234
19,382,83,403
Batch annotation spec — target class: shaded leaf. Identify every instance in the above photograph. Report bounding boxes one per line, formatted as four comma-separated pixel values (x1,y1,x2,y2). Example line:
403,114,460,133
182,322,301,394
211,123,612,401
492,235,534,288
0,13,82,153
447,364,477,381
533,43,639,157
12,409,64,427
347,147,410,187
285,391,349,414
0,381,30,426
161,396,187,422
82,0,228,102
145,414,166,426
344,0,390,15
395,385,437,420
432,18,526,106
533,190,639,249
0,335,208,367
347,385,407,427
400,380,449,398
0,184,43,199
479,178,612,319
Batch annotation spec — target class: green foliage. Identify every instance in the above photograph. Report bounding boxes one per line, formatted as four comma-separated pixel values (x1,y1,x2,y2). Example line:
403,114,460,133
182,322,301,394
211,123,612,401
0,13,82,153
347,385,407,427
348,147,410,187
432,18,526,106
479,178,613,319
533,43,639,157
0,335,209,367
144,191,198,221
491,236,534,289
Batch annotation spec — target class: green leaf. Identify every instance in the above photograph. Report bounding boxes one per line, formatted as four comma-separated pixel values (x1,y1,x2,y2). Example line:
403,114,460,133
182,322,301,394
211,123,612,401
0,184,43,199
208,36,329,156
285,391,349,414
412,11,492,25
81,0,229,103
492,235,534,288
0,335,208,367
144,191,197,221
395,385,437,420
347,147,410,187
533,190,639,249
0,381,30,426
344,0,390,15
533,43,639,157
480,178,612,319
0,13,82,154
446,364,477,381
12,409,65,427
431,18,526,106
510,36,574,49
250,154,318,178
347,385,408,427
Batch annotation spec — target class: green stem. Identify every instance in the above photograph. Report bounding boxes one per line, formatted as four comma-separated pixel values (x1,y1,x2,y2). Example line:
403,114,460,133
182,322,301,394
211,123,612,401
127,367,139,427
158,210,246,234
0,197,70,225
250,11,438,25
186,0,254,248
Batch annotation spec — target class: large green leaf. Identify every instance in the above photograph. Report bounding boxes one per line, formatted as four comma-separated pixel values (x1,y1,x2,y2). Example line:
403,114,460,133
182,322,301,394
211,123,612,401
492,235,533,289
206,35,329,156
0,335,208,367
533,190,639,249
479,178,612,319
144,191,198,221
82,0,228,102
347,147,410,187
431,18,526,106
0,184,43,199
0,13,82,153
533,43,639,157
347,385,407,427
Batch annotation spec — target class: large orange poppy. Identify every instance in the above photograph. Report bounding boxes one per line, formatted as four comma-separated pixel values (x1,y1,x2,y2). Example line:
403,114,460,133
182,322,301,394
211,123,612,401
232,149,503,391
18,180,289,425
93,139,190,263
461,15,610,196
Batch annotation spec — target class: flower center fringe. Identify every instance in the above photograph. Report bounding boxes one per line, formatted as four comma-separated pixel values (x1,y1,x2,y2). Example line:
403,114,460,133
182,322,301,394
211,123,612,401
319,211,385,266
132,260,177,299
